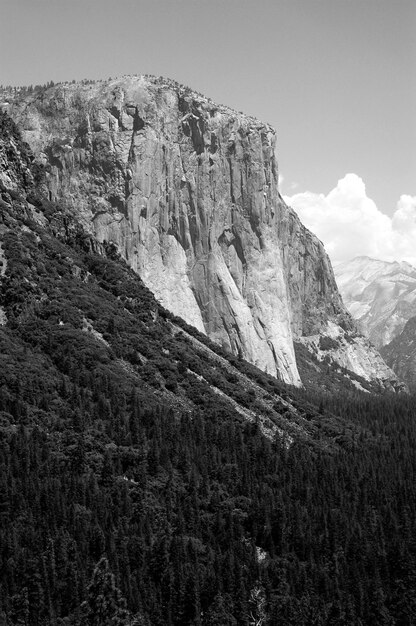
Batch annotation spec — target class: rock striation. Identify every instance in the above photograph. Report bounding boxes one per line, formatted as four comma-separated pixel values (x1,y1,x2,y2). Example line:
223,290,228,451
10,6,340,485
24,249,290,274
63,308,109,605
2,76,400,388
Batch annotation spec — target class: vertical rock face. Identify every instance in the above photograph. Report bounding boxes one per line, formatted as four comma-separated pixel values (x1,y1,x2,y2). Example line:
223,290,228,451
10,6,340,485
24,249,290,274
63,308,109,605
0,111,37,326
6,77,299,383
276,205,400,389
276,203,350,337
3,76,399,388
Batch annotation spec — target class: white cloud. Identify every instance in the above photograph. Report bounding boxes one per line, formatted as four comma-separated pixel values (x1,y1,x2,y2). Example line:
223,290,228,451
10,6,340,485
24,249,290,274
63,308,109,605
284,173,416,266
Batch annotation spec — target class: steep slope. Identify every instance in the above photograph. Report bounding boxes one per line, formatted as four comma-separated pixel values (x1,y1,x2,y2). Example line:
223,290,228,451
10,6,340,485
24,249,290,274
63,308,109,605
334,256,416,347
0,113,364,625
0,110,338,445
3,77,299,385
2,110,416,626
381,316,416,390
276,210,403,391
2,77,399,389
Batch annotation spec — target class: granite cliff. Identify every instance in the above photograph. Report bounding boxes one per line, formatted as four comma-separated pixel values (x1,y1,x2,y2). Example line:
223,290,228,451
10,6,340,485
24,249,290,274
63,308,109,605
2,76,400,388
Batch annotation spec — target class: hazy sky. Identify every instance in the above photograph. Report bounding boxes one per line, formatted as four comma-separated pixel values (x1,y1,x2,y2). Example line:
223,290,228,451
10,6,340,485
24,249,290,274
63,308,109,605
1,0,415,261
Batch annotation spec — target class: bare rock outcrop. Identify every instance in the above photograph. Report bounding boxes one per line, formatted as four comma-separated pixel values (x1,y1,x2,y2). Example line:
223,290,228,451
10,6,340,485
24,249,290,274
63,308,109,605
3,76,400,388
276,205,399,389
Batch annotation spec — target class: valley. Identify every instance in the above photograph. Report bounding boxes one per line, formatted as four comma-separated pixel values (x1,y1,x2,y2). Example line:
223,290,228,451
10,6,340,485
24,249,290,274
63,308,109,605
0,81,415,625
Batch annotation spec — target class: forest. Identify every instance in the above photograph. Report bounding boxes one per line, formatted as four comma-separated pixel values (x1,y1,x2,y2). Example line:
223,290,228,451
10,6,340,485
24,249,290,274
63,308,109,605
0,110,416,625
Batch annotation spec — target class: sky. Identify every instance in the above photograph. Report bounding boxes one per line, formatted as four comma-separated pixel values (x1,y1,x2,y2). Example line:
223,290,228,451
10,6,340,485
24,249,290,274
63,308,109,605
1,0,415,264
285,174,416,266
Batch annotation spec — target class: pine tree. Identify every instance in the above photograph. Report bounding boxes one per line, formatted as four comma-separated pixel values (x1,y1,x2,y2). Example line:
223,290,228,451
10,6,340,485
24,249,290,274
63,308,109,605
81,557,132,625
204,593,237,626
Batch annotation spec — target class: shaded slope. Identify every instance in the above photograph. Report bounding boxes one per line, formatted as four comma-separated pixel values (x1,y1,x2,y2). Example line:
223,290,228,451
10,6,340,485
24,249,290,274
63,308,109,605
381,316,416,390
0,200,337,446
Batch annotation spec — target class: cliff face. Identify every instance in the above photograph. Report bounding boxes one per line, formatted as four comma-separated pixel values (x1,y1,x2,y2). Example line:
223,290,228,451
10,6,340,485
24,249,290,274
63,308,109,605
0,111,39,327
277,203,350,337
276,210,403,390
3,76,399,388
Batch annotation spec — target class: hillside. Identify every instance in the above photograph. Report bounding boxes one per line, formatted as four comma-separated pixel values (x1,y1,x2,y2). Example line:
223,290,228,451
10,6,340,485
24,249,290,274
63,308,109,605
1,108,416,625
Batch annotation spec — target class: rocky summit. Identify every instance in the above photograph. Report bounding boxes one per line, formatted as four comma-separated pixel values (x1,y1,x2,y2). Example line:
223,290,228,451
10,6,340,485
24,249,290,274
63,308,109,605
2,76,400,389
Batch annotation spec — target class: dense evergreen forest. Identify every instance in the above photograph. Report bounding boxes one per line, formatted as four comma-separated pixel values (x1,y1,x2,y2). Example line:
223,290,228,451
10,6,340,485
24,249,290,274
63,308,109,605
1,110,416,625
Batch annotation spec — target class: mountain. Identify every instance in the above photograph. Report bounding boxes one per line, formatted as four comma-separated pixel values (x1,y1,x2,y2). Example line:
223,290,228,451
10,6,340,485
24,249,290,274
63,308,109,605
1,76,400,391
334,255,416,348
0,109,332,446
381,316,416,390
2,99,416,626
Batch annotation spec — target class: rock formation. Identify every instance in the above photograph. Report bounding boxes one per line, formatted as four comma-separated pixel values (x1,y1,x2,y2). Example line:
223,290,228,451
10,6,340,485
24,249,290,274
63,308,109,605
2,76,400,388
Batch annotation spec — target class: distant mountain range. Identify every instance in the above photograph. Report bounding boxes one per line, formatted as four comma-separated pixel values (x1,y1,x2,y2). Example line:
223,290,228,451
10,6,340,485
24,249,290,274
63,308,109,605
335,256,416,388
381,317,416,391
334,256,416,348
